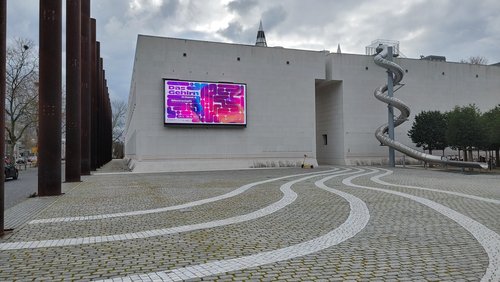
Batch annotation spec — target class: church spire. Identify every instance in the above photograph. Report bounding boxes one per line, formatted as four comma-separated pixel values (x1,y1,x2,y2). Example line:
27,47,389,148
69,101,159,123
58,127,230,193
337,44,342,53
255,20,267,47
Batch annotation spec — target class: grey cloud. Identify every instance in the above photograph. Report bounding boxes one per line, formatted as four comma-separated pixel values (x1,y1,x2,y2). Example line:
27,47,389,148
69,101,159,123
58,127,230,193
219,22,244,41
227,0,258,14
92,0,129,22
378,0,496,61
7,0,500,103
217,21,256,44
261,5,287,30
6,2,39,41
176,30,216,42
159,0,180,18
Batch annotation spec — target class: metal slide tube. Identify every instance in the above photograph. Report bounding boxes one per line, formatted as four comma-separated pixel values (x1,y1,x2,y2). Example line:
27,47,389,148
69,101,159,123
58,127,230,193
373,45,488,169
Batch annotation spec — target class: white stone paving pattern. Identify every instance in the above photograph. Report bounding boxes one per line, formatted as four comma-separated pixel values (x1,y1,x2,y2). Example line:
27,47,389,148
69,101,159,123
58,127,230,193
29,169,341,224
0,169,358,250
1,165,498,281
343,168,500,282
96,171,371,282
372,168,500,205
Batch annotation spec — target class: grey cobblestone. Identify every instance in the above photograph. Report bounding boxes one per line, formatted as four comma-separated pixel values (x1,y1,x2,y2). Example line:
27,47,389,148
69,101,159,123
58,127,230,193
4,194,61,230
0,165,498,281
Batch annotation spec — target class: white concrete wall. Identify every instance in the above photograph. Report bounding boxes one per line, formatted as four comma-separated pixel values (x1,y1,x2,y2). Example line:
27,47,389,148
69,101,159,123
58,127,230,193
125,35,326,172
126,35,500,170
329,53,500,165
315,80,345,165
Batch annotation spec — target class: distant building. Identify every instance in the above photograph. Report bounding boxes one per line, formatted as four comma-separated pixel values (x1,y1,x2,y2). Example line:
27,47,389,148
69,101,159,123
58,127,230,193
125,35,500,172
420,55,446,62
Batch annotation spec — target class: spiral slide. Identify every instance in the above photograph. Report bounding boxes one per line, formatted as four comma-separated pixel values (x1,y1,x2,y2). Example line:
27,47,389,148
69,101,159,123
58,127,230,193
373,45,488,169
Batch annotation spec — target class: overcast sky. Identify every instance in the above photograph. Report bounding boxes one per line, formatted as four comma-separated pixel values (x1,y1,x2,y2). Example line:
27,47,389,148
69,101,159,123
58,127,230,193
6,0,500,102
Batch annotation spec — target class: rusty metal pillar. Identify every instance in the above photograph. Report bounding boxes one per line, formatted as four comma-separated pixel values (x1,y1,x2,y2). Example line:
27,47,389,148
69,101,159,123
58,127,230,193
39,0,62,195
108,89,112,162
102,77,106,165
98,62,103,167
91,41,100,170
105,84,111,163
1,0,6,235
101,70,106,166
106,88,113,162
65,0,81,183
98,65,104,167
89,19,96,171
80,0,91,175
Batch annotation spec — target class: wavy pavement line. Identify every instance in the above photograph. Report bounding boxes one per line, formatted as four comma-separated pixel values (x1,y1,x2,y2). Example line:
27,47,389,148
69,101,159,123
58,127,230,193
344,168,500,282
95,169,370,282
371,168,500,205
1,170,355,250
29,169,341,224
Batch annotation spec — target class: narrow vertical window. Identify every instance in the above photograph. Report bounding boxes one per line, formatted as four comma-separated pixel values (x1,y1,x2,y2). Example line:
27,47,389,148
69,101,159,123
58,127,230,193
322,134,328,145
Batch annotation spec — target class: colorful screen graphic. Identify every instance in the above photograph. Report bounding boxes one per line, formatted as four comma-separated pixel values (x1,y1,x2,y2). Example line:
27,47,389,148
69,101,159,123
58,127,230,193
164,79,246,125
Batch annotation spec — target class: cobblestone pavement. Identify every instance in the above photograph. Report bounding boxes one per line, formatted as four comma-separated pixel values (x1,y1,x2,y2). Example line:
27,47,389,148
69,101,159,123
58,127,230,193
1,163,499,281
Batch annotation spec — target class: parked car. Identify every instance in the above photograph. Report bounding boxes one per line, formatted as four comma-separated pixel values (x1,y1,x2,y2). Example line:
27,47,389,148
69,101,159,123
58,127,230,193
27,155,37,163
5,161,18,180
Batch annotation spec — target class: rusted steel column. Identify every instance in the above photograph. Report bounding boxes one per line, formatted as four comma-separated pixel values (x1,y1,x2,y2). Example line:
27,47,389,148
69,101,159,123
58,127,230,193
101,71,106,166
65,0,81,183
98,66,104,167
102,79,106,165
97,59,102,167
97,57,101,167
80,0,91,175
108,90,112,162
39,0,62,195
1,0,7,235
105,85,111,163
89,19,96,171
107,91,112,162
91,41,100,170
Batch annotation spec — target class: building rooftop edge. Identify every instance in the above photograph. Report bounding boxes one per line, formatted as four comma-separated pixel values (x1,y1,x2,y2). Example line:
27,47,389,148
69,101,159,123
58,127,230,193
136,34,500,66
137,34,329,55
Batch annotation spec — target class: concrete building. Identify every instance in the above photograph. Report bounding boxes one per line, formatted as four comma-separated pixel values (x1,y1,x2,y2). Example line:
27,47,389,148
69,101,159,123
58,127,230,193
125,34,500,172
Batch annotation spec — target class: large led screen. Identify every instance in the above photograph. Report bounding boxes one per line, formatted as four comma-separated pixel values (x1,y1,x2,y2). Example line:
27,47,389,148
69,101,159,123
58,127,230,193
164,79,246,126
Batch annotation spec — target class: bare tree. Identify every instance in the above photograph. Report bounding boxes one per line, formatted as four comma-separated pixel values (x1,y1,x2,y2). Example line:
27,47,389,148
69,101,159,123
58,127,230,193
112,99,127,143
111,99,127,158
5,38,39,158
460,56,489,65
